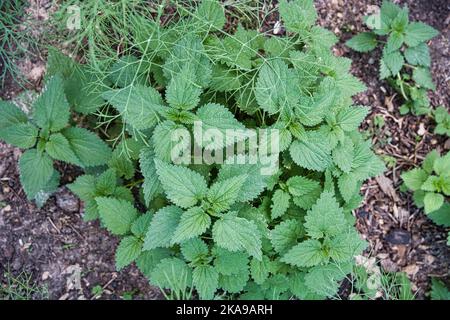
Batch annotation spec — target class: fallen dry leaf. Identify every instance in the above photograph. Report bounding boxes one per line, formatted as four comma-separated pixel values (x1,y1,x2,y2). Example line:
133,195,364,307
375,175,398,201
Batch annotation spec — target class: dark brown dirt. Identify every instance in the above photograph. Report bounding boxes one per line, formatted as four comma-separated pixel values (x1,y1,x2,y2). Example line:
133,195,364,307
0,142,162,300
0,0,449,300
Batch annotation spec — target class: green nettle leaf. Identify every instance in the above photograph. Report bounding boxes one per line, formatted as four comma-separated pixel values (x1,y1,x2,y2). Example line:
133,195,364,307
346,32,377,52
304,192,347,239
338,173,358,203
33,76,70,132
115,236,143,271
413,67,436,90
166,67,202,110
427,203,450,227
212,214,262,260
96,197,139,235
255,59,298,115
404,22,439,47
152,120,188,162
131,213,153,238
286,176,320,197
61,127,112,166
385,31,404,53
207,174,248,213
281,239,327,267
210,63,241,92
213,247,249,275
309,26,339,51
181,238,209,262
270,219,303,254
108,148,135,180
102,85,164,130
292,183,322,210
421,176,440,192
107,55,148,87
195,103,246,150
155,160,208,208
196,0,226,30
206,26,258,70
401,168,428,191
218,159,269,202
379,59,391,79
140,147,162,205
171,207,211,244
430,278,450,300
433,153,450,176
336,106,370,132
164,35,212,87
271,189,291,219
19,149,56,200
68,174,96,201
0,101,28,128
423,150,440,174
136,248,171,279
391,7,409,32
0,123,38,149
289,272,323,300
150,257,192,291
327,229,367,262
95,168,117,195
278,0,317,32
143,206,183,250
33,170,60,208
305,263,347,297
289,131,332,172
382,50,404,75
423,192,444,214
65,66,107,115
45,133,82,166
250,256,271,285
380,1,401,27
404,43,431,67
332,137,354,173
193,265,219,300
219,269,250,293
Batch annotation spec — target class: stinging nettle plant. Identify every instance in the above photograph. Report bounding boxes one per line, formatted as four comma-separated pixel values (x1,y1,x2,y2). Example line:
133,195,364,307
0,75,111,207
346,0,439,116
401,150,450,245
3,0,386,299
432,106,450,138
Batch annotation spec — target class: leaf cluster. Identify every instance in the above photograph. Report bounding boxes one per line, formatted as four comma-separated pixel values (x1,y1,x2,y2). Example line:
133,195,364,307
346,0,439,115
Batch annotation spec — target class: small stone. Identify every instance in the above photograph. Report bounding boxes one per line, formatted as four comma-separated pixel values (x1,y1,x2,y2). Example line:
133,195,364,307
42,271,51,280
3,205,11,212
380,258,398,273
357,210,369,219
56,191,79,213
417,123,426,136
403,264,419,276
444,138,450,150
385,229,411,245
273,21,282,35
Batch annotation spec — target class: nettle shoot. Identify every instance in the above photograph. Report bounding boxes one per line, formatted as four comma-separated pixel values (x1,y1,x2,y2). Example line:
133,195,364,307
401,150,450,245
346,0,439,116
